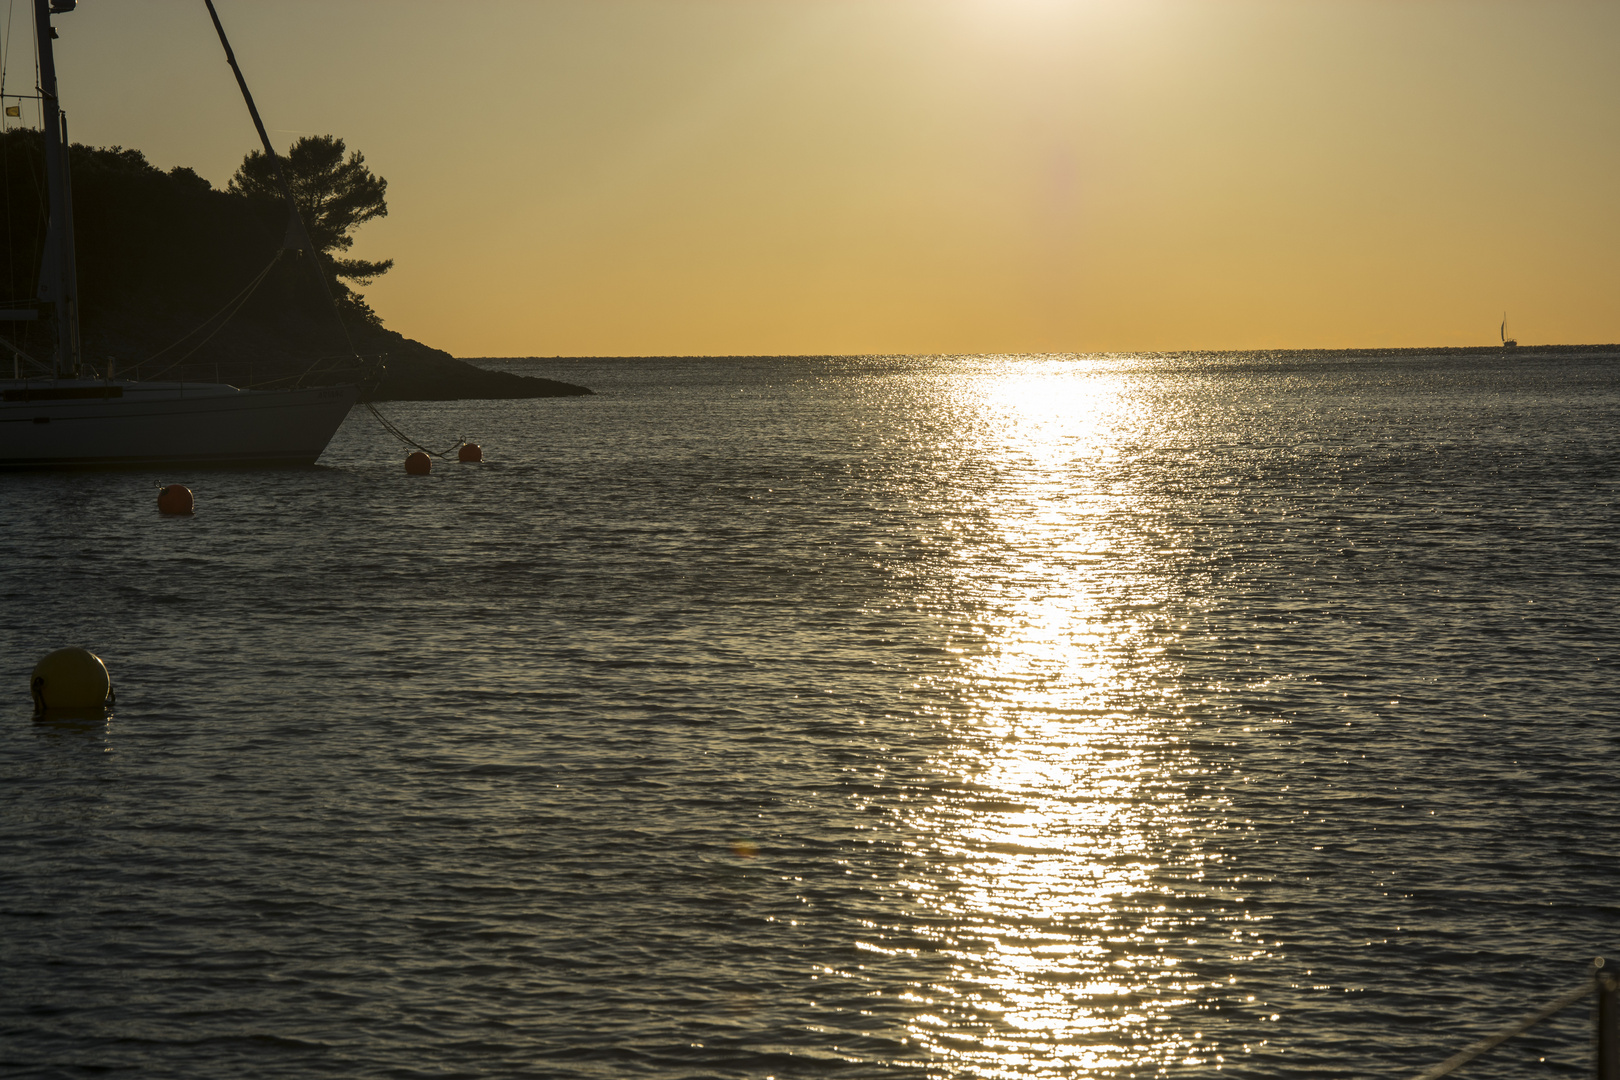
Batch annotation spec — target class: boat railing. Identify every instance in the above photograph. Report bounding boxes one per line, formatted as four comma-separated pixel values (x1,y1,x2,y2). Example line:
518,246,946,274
93,353,387,392
287,352,387,390
1412,958,1617,1080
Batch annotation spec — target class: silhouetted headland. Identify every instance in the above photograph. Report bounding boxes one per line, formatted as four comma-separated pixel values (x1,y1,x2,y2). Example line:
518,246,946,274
0,131,591,401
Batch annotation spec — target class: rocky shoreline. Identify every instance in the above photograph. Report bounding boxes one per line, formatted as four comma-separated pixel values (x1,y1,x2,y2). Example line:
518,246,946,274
360,330,592,400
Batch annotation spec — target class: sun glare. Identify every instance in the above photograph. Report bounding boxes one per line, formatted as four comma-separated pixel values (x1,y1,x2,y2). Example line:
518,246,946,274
949,0,1100,46
878,359,1208,1074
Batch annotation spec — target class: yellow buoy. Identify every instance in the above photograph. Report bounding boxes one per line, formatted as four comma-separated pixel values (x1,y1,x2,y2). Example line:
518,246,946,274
31,648,113,714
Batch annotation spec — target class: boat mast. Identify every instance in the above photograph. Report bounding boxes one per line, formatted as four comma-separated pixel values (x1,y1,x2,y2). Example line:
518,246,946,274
32,0,81,378
201,0,338,312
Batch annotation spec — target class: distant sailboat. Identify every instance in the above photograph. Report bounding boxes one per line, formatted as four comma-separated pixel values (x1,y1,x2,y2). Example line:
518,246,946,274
1501,314,1517,349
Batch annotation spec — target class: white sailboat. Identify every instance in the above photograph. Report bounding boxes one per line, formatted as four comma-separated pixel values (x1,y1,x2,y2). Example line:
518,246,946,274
0,0,358,469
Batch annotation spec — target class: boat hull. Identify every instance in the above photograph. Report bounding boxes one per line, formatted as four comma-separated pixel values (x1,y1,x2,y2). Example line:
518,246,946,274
0,381,358,469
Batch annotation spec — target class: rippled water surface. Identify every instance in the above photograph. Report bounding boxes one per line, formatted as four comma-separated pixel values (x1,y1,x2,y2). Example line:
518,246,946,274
3,353,1617,1078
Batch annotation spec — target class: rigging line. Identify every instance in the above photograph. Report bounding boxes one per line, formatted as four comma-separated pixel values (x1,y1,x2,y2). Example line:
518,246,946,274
149,278,269,372
1,36,12,323
205,6,416,454
1,0,19,316
202,0,357,361
2,131,13,349
0,332,44,372
138,254,282,381
140,263,281,381
1410,978,1593,1080
139,251,282,366
2,0,14,107
139,267,278,374
21,116,43,287
244,352,376,391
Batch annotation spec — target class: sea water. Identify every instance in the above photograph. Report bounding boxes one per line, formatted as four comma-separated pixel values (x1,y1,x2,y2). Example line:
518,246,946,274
2,352,1616,1078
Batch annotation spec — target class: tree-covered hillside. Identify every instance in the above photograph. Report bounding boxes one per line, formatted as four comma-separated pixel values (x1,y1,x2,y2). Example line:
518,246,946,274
0,131,588,399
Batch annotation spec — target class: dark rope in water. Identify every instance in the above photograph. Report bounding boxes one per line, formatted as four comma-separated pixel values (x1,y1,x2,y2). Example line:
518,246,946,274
1411,976,1595,1080
364,401,463,458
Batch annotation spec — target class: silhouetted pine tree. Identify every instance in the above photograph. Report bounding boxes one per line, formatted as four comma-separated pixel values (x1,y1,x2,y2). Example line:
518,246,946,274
229,135,392,323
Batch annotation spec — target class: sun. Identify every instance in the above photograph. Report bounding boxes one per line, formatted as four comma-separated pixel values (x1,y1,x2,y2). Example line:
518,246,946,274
942,0,1116,65
953,0,1091,34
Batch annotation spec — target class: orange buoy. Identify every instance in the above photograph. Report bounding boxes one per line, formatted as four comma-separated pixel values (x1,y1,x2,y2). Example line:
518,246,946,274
458,443,483,463
405,451,432,475
157,484,194,515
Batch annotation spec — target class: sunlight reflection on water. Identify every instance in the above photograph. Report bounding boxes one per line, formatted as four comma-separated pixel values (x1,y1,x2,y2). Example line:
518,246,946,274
887,362,1210,1074
4,353,1615,1079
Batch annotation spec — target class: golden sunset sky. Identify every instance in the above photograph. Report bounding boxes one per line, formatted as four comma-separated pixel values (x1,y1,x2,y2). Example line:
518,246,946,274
10,0,1620,355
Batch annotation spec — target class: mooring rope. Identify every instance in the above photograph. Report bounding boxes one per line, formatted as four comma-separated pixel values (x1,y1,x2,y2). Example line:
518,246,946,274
1411,978,1595,1080
363,401,463,458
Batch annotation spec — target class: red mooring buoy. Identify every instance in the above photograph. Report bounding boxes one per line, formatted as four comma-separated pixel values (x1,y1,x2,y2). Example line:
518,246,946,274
157,484,194,515
405,451,432,475
458,443,483,463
